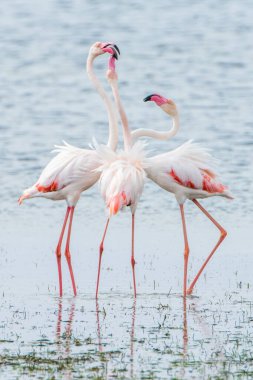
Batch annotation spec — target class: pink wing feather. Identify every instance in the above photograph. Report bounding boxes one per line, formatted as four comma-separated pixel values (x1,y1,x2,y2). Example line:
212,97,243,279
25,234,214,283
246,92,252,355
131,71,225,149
146,140,228,194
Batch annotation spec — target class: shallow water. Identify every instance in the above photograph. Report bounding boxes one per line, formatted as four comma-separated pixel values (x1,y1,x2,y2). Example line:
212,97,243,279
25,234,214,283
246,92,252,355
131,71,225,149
1,0,253,378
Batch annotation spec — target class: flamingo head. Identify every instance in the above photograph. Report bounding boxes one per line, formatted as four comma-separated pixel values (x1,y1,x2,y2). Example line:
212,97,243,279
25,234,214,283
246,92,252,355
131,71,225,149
143,94,177,116
90,42,120,60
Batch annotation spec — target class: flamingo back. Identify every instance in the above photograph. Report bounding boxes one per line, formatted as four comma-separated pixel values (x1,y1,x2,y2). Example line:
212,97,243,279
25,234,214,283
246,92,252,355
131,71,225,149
19,141,100,203
145,140,230,195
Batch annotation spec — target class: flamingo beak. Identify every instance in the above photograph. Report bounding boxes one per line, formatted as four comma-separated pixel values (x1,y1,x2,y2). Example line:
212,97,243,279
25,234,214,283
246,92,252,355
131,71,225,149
112,50,118,60
103,44,120,60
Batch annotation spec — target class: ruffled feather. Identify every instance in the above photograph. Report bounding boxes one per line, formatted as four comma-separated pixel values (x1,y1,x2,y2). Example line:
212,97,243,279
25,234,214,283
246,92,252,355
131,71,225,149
95,141,148,215
145,140,228,193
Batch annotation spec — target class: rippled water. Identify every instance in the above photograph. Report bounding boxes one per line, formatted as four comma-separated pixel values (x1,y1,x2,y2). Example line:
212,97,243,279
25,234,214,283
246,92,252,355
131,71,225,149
1,0,253,378
1,0,253,220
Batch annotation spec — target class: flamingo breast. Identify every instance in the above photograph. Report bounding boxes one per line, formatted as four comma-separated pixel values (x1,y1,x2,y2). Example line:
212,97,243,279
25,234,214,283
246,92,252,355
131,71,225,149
95,141,148,215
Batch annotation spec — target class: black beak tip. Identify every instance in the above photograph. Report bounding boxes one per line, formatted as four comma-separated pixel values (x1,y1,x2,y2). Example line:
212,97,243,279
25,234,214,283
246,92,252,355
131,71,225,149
114,44,120,55
113,52,118,60
143,95,152,102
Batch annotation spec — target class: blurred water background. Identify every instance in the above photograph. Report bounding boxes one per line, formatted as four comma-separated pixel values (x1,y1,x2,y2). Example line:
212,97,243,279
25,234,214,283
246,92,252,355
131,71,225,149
1,0,253,221
0,1,253,378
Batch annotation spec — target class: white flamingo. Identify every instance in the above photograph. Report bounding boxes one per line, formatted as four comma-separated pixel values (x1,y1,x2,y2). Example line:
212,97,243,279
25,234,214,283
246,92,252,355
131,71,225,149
19,42,120,297
94,58,179,298
143,94,233,296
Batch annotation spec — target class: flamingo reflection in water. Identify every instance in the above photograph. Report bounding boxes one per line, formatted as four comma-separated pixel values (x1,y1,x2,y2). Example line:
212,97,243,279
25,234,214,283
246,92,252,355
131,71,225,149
96,298,187,378
96,300,137,378
183,296,188,356
56,299,76,358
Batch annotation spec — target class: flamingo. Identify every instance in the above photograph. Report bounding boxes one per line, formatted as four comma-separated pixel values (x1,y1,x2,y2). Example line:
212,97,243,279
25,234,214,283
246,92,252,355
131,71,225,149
94,58,180,298
18,42,120,297
143,94,233,296
94,138,147,298
94,56,146,298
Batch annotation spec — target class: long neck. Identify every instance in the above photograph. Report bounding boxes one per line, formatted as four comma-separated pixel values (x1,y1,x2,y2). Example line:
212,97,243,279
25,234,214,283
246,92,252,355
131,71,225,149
86,54,118,150
131,113,179,142
110,79,132,151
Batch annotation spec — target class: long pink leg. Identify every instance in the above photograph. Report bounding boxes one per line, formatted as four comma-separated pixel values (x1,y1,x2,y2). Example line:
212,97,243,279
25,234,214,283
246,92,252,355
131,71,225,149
64,206,77,296
179,204,190,297
56,207,71,297
96,218,110,299
131,213,137,297
187,199,227,295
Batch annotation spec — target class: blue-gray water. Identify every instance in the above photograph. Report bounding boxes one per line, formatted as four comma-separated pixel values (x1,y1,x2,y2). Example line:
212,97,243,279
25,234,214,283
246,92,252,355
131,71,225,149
1,0,253,220
0,1,253,379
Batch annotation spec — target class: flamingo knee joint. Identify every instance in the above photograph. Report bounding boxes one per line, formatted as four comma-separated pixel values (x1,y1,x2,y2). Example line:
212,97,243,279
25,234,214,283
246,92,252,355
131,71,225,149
221,230,227,239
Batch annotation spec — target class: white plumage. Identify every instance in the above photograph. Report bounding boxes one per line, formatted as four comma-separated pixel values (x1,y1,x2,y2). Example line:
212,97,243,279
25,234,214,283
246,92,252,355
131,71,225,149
95,141,147,215
19,142,101,205
145,139,232,203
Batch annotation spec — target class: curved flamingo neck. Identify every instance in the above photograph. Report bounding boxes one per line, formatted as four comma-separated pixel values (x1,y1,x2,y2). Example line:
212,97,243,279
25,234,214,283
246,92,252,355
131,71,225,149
107,56,179,147
110,78,132,151
131,112,179,142
86,54,118,151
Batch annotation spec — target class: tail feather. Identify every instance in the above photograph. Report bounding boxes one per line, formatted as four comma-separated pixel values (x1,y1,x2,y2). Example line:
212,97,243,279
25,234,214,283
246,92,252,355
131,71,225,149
109,192,128,216
223,190,234,199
